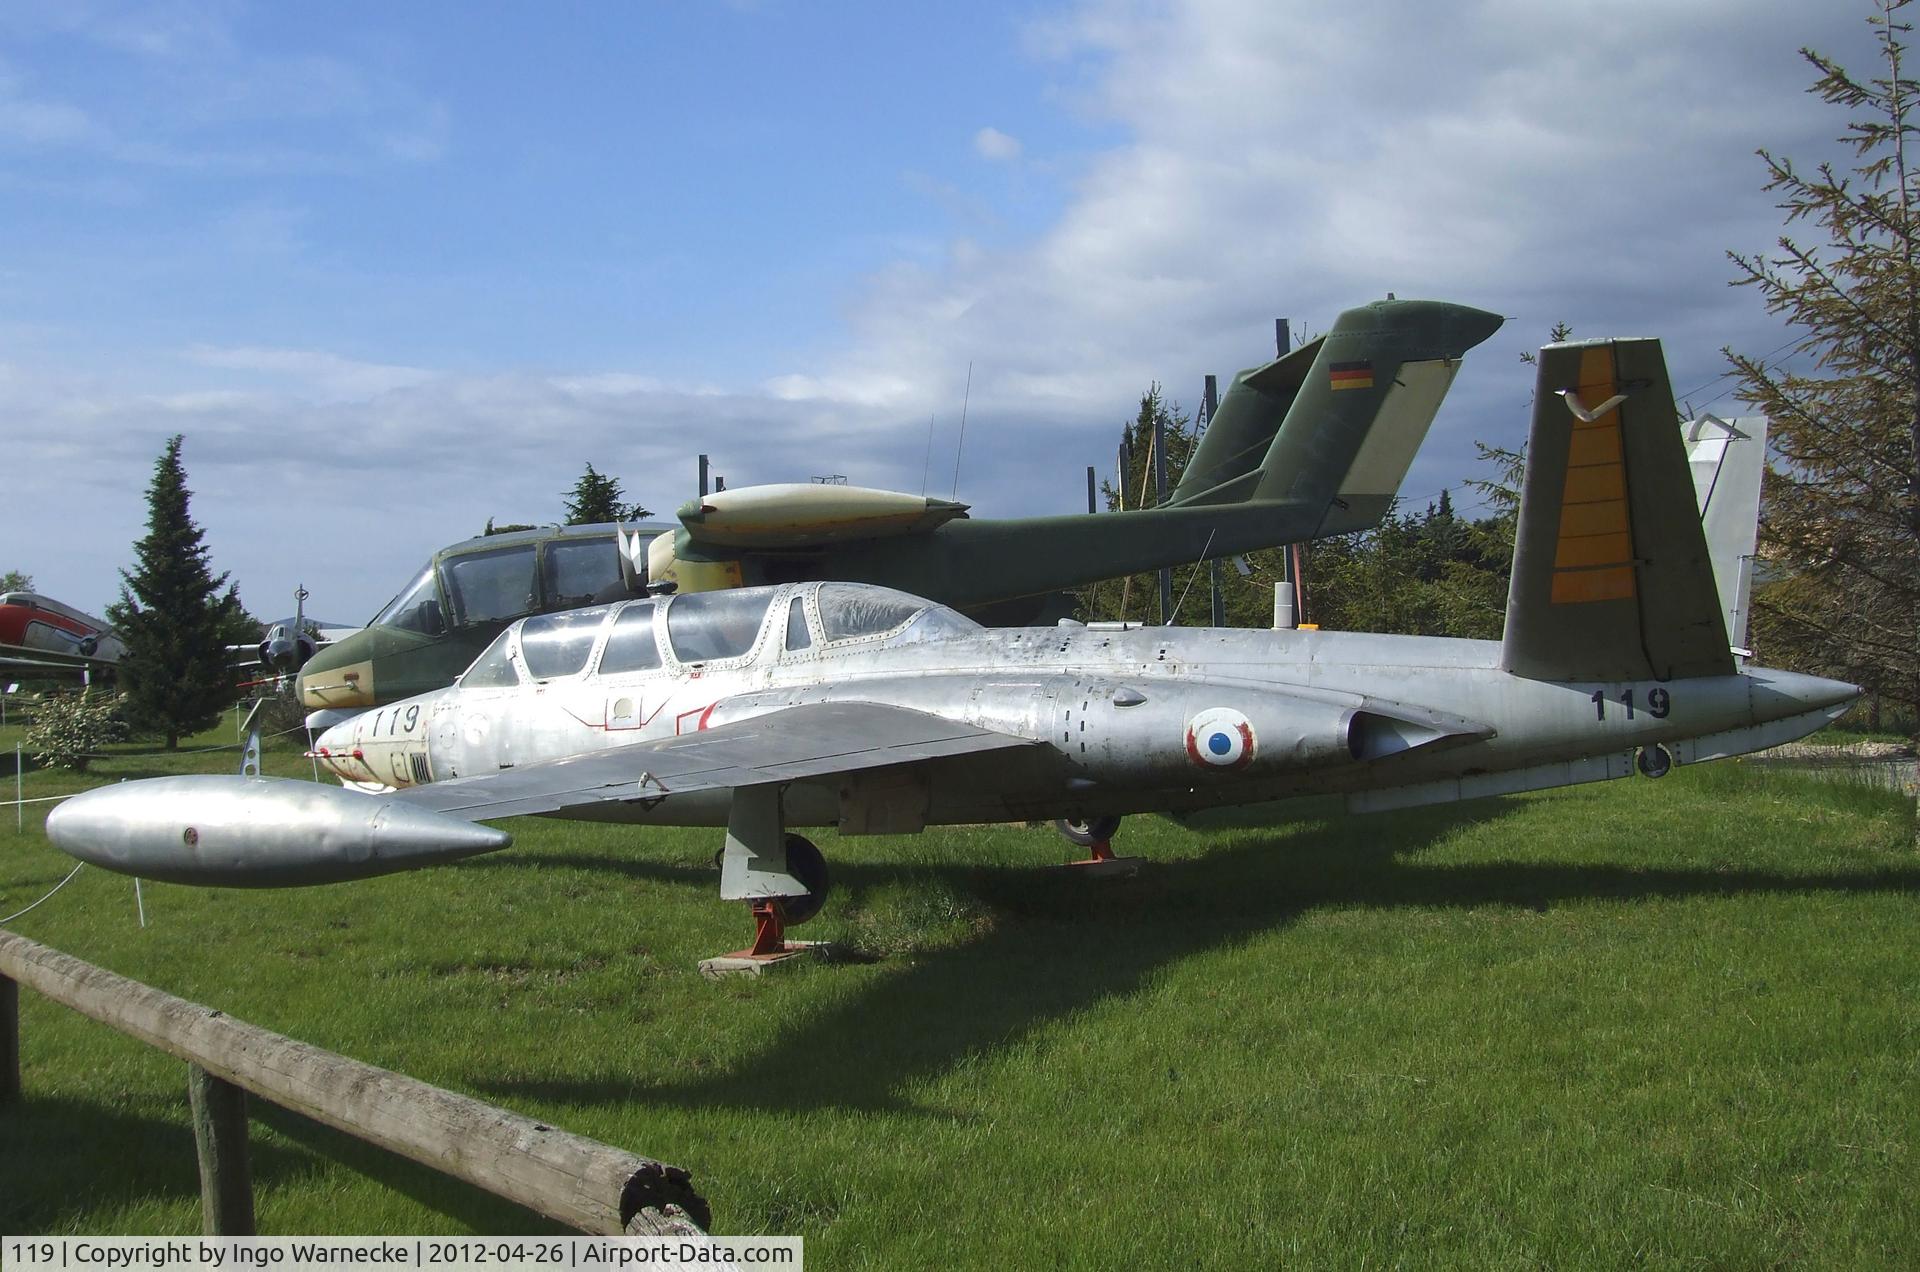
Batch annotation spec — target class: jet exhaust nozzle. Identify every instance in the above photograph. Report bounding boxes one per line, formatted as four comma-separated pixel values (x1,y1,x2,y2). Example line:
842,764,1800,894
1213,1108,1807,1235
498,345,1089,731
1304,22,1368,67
45,775,511,887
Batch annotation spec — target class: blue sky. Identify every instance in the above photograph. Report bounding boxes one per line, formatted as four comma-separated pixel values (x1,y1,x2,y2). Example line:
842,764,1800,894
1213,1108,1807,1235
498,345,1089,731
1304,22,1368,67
0,1,1880,621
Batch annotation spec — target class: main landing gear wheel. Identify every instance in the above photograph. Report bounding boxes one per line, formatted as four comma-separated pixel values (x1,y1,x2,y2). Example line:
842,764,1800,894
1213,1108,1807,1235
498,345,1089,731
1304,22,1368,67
1054,815,1122,849
700,794,835,977
777,833,830,926
1052,814,1143,876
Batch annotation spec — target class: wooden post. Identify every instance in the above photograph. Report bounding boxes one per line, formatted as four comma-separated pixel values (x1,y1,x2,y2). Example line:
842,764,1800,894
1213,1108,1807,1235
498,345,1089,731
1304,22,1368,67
1,975,19,1105
187,1063,255,1235
0,930,708,1234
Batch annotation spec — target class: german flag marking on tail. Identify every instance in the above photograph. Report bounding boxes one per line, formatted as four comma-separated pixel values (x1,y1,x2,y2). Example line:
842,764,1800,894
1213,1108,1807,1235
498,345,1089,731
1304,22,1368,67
1549,344,1637,604
1328,360,1374,391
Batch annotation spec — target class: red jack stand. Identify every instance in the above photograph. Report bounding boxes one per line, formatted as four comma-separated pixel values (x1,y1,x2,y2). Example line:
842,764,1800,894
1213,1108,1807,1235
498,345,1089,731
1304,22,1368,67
1062,838,1144,877
698,900,824,979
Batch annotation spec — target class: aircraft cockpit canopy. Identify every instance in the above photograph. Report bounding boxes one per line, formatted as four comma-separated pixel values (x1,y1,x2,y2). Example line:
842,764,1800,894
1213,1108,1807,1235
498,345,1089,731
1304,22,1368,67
814,582,978,644
454,582,980,689
518,605,612,680
459,625,520,688
665,590,774,663
443,543,540,629
371,565,446,636
599,602,661,673
369,527,641,637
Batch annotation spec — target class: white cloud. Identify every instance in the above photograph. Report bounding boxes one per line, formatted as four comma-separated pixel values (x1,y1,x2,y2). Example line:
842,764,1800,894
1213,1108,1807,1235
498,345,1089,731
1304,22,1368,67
0,0,1888,619
376,100,451,163
0,8,448,171
973,126,1023,161
0,96,99,145
771,0,1877,507
0,355,927,618
183,347,434,399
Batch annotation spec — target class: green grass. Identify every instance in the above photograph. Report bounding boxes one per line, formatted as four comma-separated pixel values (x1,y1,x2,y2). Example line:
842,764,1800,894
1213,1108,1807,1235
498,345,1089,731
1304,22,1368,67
1806,724,1914,747
3,727,1916,1268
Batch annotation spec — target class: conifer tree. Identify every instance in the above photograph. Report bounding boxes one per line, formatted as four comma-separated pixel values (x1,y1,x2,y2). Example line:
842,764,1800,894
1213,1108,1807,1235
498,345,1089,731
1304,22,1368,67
1727,0,1920,721
563,463,651,524
109,435,242,748
1078,385,1211,624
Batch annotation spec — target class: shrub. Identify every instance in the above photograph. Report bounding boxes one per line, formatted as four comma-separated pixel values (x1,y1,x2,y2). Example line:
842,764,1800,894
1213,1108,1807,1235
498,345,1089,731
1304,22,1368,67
26,689,128,772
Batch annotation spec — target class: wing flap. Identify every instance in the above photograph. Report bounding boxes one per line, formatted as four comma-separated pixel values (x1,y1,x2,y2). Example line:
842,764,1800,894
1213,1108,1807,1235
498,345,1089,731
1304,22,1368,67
395,701,1037,822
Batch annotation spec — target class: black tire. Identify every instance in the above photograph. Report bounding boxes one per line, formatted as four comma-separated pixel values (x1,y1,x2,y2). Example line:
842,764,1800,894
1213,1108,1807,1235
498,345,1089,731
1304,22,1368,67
1054,815,1122,849
778,833,830,926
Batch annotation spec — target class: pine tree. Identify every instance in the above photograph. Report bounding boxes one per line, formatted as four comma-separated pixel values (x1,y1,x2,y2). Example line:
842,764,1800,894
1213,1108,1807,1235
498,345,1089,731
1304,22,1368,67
1726,0,1920,721
108,435,242,749
1078,385,1214,624
563,463,651,524
1,569,31,592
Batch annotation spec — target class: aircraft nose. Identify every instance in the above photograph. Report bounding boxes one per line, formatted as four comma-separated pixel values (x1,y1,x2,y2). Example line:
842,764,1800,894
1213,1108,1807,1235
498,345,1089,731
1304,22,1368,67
315,718,349,752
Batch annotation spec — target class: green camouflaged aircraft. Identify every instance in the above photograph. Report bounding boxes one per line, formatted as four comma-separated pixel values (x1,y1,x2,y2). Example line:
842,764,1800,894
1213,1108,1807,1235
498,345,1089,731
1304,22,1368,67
297,298,1503,715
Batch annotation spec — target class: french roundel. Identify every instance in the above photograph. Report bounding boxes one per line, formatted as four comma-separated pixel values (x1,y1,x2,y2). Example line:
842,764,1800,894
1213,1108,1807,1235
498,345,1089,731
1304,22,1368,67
1185,707,1255,770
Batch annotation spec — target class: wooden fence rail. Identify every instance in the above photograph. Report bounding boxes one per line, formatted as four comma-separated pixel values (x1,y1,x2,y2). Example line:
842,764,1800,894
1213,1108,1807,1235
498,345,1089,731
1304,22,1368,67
0,929,709,1236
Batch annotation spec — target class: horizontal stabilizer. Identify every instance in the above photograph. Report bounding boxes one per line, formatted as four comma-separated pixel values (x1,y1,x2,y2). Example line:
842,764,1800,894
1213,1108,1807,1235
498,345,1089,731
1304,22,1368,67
1501,339,1734,683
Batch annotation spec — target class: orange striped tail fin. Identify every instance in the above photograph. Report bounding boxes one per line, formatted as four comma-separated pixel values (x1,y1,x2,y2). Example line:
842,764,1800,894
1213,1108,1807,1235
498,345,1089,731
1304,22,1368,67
1500,338,1734,683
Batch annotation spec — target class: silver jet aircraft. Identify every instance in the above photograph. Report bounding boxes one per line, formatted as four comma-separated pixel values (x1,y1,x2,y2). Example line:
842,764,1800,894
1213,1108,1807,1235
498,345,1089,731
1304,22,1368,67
48,337,1858,966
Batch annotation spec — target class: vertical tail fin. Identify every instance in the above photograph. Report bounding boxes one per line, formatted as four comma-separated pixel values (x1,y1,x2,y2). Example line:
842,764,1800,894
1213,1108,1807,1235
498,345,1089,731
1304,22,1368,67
1501,339,1734,683
1168,300,1503,527
1683,414,1767,657
1168,335,1327,506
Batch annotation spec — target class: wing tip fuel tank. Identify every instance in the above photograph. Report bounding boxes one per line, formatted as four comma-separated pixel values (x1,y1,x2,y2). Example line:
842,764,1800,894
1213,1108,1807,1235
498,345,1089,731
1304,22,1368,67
45,775,511,887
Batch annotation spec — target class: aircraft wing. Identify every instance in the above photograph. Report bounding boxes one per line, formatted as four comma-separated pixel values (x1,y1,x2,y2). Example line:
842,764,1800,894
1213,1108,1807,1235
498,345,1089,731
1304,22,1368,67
393,701,1038,822
0,644,112,679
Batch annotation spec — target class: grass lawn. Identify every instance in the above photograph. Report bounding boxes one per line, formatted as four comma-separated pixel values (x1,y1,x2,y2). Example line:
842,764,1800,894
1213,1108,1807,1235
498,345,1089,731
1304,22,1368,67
2,722,1916,1267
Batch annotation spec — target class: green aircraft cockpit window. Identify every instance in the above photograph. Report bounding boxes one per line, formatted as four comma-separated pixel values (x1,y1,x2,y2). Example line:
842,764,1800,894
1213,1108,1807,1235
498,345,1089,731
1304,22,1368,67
519,606,612,681
543,536,622,610
599,603,662,674
816,584,930,643
665,590,774,664
372,566,447,636
444,544,539,629
460,626,521,689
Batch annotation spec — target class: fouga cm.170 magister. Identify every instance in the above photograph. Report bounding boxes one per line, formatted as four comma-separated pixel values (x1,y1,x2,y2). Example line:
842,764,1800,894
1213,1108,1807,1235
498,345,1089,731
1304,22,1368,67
47,337,1859,968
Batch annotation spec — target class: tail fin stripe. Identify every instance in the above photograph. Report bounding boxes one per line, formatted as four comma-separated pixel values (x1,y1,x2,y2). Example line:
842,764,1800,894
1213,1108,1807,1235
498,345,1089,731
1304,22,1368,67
1550,565,1636,604
1501,337,1735,682
1546,346,1637,604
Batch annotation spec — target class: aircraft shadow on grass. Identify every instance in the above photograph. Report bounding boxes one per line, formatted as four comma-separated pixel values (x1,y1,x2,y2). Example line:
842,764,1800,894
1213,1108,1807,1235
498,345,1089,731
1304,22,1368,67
0,1097,322,1233
0,1096,563,1235
246,1103,566,1234
469,801,1920,1117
